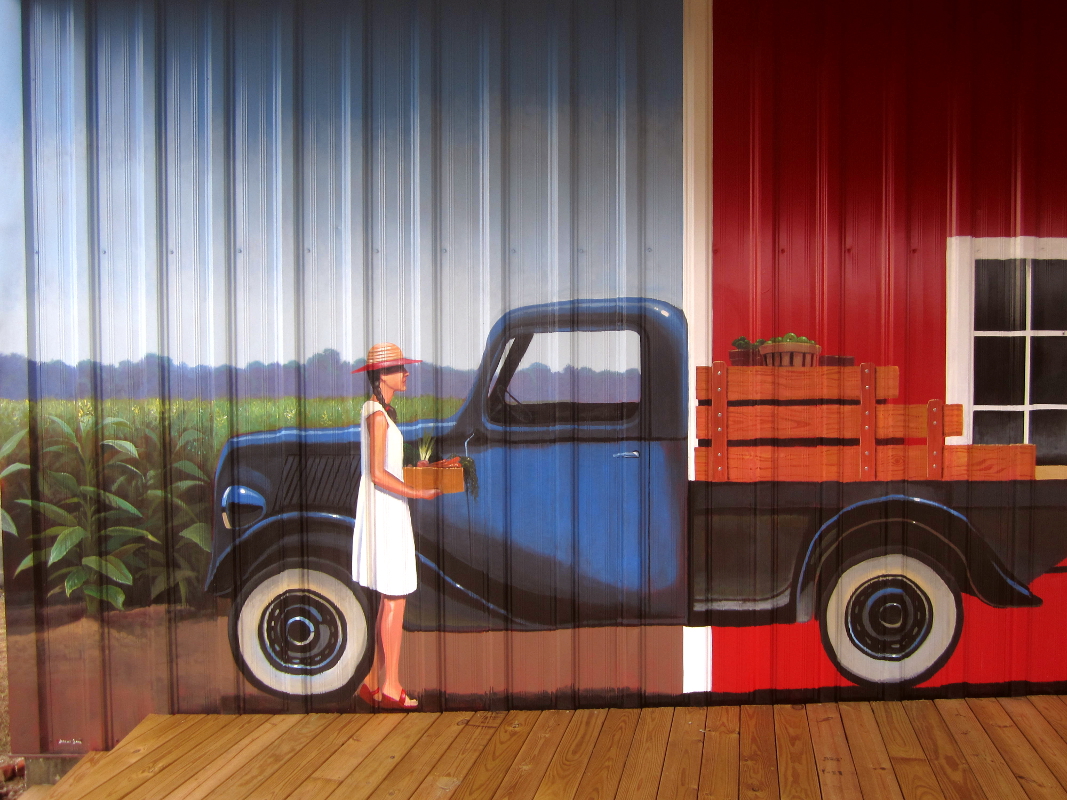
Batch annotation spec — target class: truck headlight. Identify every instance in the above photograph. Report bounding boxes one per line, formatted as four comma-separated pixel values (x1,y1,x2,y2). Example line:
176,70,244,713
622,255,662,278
221,485,267,529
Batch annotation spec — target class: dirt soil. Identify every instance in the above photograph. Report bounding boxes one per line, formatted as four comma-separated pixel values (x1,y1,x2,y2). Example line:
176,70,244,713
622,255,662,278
0,590,27,798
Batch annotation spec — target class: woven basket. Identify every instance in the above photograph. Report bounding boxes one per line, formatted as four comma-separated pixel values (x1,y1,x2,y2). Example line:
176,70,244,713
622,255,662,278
758,342,822,367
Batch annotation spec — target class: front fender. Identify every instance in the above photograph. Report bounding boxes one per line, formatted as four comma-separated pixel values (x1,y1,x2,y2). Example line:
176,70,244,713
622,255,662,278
205,512,355,596
794,495,1040,622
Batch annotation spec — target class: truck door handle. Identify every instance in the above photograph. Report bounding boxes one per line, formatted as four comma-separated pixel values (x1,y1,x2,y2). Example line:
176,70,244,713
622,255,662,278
613,451,640,458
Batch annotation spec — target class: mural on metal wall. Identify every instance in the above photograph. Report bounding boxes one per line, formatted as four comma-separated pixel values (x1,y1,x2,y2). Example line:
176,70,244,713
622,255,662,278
3,0,1067,757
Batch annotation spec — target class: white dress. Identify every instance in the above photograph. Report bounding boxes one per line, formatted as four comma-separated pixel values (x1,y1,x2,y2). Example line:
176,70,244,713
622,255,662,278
352,400,417,596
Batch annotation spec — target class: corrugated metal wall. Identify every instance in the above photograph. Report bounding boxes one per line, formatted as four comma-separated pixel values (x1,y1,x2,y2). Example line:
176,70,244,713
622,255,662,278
5,0,1067,763
5,0,682,754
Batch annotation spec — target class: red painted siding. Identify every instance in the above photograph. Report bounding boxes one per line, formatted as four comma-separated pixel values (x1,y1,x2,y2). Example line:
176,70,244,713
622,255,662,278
713,0,1067,404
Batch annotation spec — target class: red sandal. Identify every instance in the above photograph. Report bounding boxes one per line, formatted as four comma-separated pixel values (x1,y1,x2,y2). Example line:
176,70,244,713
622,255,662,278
357,683,380,707
378,689,418,711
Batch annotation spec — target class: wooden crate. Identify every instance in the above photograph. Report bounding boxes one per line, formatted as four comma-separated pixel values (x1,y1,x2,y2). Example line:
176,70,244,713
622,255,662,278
693,361,1036,482
403,465,465,493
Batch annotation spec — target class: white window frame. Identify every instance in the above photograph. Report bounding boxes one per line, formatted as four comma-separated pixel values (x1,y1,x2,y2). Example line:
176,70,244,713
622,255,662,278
946,236,1067,447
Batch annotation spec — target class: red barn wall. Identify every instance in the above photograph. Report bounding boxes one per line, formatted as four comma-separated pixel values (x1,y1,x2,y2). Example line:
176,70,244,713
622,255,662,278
712,0,1067,404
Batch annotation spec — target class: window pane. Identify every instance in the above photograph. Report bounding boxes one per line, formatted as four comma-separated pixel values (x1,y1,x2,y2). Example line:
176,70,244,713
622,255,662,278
1031,410,1067,466
973,336,1025,405
1032,260,1067,330
1031,336,1067,404
973,411,1024,445
974,259,1026,331
508,330,641,403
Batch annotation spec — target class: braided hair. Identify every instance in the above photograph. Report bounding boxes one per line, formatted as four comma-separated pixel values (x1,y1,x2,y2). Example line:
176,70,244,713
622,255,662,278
366,369,399,423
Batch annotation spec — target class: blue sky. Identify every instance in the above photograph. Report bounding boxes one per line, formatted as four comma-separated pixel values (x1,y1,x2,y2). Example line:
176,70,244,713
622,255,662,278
2,0,681,373
0,0,26,360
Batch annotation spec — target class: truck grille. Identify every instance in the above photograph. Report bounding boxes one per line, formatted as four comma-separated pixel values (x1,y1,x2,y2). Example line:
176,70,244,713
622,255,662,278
277,455,359,513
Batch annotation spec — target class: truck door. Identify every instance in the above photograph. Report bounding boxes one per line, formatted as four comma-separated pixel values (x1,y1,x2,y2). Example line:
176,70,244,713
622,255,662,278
440,327,651,627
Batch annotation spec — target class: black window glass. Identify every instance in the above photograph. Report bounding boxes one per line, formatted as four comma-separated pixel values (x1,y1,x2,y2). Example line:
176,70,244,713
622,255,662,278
973,411,1024,445
1031,260,1067,331
974,259,1026,331
1030,336,1067,404
1031,410,1067,466
973,336,1025,405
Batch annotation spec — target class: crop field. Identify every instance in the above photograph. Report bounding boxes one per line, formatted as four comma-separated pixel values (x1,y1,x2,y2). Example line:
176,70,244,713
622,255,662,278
0,394,462,612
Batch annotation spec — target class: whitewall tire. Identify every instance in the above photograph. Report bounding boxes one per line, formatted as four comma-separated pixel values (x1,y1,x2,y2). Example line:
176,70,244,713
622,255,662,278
819,552,962,687
229,561,374,702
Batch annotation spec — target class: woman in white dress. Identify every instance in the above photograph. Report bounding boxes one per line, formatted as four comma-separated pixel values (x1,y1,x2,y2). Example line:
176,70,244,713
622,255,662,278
352,343,441,710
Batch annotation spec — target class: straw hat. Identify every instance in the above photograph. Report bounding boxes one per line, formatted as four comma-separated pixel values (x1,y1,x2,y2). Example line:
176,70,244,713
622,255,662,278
351,342,422,374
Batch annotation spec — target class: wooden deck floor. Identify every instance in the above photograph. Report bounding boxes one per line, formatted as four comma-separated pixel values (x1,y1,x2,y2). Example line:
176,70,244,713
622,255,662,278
38,696,1067,799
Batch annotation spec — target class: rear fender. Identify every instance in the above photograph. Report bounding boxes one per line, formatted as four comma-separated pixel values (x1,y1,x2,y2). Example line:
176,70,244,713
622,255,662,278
206,512,355,596
794,496,1040,622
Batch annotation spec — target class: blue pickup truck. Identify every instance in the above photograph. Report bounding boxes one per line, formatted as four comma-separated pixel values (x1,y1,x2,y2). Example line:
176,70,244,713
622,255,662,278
207,298,1067,702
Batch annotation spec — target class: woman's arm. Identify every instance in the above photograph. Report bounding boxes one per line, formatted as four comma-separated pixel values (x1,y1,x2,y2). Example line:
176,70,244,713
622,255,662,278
367,411,441,499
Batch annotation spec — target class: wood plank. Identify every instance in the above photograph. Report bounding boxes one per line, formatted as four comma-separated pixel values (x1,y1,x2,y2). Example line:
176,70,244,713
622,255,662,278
928,401,945,480
710,361,729,481
74,715,239,800
366,713,476,800
1000,698,1067,794
902,700,986,800
46,715,208,800
656,707,706,800
179,714,335,800
409,712,507,800
966,698,1067,800
242,715,371,800
164,715,304,800
489,710,573,800
288,714,408,800
110,715,172,752
697,365,899,401
697,403,964,441
121,715,270,800
531,709,607,800
934,699,1028,800
1028,696,1067,743
449,711,540,800
806,703,863,800
860,363,877,479
615,707,675,800
943,445,1036,481
694,442,1033,483
773,704,820,800
871,702,947,800
324,713,441,800
572,708,641,800
45,752,108,800
839,702,905,800
21,786,55,800
696,443,930,482
739,705,778,800
698,706,739,800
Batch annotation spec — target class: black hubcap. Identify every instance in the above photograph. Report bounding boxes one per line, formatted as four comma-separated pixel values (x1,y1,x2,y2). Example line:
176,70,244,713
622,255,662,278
845,575,932,661
260,589,347,675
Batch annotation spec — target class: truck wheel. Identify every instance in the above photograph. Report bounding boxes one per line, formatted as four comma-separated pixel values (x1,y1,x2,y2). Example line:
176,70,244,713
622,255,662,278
229,559,374,703
819,552,962,687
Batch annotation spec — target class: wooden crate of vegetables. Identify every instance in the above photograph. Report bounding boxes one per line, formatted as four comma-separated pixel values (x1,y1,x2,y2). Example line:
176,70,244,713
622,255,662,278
404,457,466,494
694,360,1035,483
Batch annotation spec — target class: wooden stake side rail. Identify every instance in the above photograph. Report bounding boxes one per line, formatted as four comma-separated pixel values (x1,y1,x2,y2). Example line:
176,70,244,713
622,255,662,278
44,696,1067,800
695,362,1036,482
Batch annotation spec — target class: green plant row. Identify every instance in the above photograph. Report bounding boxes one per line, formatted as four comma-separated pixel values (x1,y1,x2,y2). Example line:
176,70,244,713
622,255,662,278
0,394,463,612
